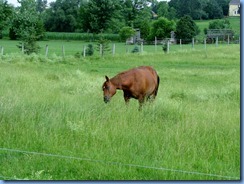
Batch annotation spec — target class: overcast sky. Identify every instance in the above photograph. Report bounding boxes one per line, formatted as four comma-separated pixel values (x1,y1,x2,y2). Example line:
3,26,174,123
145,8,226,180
7,0,170,7
7,0,55,6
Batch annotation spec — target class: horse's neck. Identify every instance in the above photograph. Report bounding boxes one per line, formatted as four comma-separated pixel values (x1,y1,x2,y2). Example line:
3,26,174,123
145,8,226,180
111,75,122,89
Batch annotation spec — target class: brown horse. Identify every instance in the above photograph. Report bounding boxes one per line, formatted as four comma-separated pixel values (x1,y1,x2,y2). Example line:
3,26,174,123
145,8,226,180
102,66,160,109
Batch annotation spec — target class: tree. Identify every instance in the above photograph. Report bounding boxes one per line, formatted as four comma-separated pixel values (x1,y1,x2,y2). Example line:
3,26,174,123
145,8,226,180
44,0,80,32
80,0,117,34
119,26,135,42
156,1,169,18
175,15,200,43
10,0,45,54
36,0,47,13
0,0,13,39
169,0,208,20
96,36,110,57
216,0,230,16
148,17,175,40
120,0,151,27
204,0,223,19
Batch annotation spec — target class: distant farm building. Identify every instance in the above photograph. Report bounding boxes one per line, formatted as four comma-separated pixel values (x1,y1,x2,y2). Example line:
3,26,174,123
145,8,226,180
229,0,240,16
206,29,234,43
126,29,143,44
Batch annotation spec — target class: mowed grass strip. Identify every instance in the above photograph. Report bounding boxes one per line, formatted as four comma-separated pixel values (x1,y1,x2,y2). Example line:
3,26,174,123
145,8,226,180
0,45,240,180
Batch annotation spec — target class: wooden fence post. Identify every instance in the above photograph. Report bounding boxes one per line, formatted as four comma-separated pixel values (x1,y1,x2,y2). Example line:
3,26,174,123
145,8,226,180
100,44,102,56
227,35,230,45
112,43,115,56
215,37,218,47
180,39,182,48
167,40,170,54
192,38,194,49
155,37,157,51
22,43,24,53
125,42,128,53
140,42,143,53
45,45,48,57
83,46,86,57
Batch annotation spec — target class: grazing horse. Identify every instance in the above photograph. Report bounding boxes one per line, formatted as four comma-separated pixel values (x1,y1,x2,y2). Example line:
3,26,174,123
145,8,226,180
102,66,160,109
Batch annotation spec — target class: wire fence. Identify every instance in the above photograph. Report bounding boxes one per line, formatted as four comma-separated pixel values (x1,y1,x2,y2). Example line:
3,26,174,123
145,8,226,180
0,36,240,58
0,147,240,180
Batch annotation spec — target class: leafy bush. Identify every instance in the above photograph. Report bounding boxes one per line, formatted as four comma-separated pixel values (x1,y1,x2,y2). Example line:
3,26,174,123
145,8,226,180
81,44,94,57
148,17,175,41
209,19,231,30
119,27,135,42
131,45,140,53
175,15,200,44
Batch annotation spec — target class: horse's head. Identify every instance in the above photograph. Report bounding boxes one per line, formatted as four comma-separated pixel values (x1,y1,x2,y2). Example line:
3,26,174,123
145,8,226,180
102,76,117,103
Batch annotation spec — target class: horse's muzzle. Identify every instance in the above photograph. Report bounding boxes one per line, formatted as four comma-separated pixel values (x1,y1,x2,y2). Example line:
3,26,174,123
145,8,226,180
104,96,110,103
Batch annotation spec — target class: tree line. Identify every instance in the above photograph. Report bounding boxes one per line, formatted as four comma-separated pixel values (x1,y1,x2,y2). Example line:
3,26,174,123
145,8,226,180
0,0,234,54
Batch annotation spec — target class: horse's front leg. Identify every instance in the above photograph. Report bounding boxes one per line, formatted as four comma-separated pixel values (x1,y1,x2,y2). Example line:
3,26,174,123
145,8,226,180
123,91,130,105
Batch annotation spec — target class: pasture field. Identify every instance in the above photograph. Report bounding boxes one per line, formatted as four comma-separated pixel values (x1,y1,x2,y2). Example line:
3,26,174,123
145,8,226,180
0,38,240,57
0,44,240,180
195,16,240,39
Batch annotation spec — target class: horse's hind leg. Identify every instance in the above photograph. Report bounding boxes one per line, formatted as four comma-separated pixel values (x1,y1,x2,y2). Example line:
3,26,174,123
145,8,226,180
138,96,145,111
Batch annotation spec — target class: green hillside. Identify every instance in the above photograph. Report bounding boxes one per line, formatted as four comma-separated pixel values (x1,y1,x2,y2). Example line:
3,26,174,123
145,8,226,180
195,17,240,39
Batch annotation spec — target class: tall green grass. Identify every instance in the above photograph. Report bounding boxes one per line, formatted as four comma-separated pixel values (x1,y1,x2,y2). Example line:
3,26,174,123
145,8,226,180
0,45,240,180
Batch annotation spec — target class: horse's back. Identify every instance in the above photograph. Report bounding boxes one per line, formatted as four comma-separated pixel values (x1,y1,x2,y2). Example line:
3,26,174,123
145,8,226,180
136,66,158,84
121,66,158,96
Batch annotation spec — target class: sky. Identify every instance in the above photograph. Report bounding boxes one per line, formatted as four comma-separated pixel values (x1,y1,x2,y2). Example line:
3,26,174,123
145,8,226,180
7,0,55,6
7,0,170,7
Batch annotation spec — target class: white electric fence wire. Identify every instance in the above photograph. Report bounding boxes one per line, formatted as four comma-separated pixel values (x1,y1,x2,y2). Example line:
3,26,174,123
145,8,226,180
0,175,23,180
0,147,240,180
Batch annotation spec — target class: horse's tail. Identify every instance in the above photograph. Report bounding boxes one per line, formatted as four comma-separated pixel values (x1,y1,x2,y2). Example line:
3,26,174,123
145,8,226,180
154,75,160,97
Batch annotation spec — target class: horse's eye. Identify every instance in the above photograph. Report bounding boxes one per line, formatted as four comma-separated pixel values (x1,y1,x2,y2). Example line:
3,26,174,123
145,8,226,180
103,86,109,90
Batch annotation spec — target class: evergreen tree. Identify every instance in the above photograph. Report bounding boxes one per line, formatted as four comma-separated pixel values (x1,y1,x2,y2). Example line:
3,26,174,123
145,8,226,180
10,0,45,54
175,15,200,44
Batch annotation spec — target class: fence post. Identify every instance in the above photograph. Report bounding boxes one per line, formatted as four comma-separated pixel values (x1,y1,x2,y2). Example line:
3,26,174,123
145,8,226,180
45,45,48,57
112,43,115,56
227,35,230,45
100,44,102,56
155,37,157,51
215,37,218,47
180,39,182,49
83,46,86,57
167,40,170,54
125,42,128,53
192,38,194,49
140,42,143,53
22,43,24,53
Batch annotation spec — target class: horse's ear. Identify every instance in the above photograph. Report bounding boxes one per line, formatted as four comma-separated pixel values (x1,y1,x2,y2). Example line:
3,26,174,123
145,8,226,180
105,75,109,81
